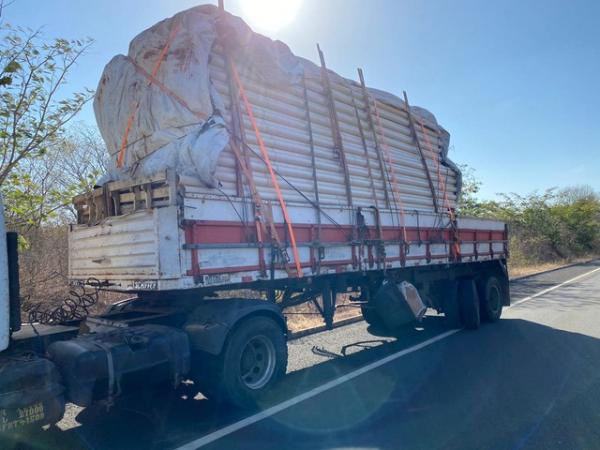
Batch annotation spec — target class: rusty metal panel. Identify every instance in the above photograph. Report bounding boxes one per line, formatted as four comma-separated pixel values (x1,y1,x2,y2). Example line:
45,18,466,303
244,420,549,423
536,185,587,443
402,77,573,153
69,210,159,281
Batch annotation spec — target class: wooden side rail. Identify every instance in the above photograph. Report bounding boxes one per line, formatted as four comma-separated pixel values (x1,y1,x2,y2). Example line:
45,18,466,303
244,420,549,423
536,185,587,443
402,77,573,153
73,170,178,225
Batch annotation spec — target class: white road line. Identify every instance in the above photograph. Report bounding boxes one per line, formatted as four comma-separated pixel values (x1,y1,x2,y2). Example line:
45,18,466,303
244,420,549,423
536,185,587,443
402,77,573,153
509,266,600,307
173,264,600,450
173,329,460,450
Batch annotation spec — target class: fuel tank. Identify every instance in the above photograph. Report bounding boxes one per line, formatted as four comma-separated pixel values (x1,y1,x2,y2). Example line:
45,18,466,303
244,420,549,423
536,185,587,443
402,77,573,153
48,324,190,407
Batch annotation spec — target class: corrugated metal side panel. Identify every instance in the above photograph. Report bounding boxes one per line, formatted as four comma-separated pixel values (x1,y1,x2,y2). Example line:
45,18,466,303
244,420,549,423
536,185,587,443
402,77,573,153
207,50,459,212
156,206,183,279
69,210,161,280
67,193,507,291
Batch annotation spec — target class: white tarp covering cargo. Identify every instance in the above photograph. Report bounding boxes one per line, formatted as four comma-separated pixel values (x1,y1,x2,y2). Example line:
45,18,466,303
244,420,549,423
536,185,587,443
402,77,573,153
94,4,461,213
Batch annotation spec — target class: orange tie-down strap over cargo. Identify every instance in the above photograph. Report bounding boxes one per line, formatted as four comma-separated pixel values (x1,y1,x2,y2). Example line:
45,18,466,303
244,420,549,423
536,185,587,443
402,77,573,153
415,117,461,259
230,62,303,277
371,96,408,243
116,20,183,169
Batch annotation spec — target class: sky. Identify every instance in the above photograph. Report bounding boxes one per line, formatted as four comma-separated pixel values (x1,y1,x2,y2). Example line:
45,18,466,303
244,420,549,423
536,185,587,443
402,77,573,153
4,0,599,199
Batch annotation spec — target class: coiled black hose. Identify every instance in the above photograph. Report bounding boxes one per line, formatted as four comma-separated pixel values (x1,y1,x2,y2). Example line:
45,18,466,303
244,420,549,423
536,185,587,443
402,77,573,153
23,278,101,325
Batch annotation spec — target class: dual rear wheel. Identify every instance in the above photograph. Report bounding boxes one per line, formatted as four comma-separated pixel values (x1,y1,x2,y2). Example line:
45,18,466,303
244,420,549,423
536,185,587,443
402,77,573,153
362,274,506,330
193,316,287,410
446,275,504,329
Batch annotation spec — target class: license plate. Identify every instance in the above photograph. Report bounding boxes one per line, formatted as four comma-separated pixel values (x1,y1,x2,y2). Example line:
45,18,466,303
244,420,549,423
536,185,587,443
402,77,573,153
130,280,158,290
204,273,231,285
0,402,46,432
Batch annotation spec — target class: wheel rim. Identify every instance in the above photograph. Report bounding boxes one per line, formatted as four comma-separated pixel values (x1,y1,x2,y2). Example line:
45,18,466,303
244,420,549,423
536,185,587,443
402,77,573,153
489,285,501,314
239,335,276,390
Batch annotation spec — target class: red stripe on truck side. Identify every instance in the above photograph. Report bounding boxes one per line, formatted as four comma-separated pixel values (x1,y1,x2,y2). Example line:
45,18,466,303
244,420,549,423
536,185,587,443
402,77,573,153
182,220,507,277
183,221,505,245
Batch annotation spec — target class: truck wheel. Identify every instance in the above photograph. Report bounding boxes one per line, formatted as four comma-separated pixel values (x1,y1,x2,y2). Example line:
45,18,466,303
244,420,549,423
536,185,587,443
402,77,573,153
458,279,480,330
208,316,287,409
360,304,385,328
479,276,503,322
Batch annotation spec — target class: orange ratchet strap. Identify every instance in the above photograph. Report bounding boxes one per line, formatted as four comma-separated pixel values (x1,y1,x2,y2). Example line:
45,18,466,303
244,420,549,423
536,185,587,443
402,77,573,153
116,21,182,168
417,118,460,259
371,98,408,243
230,62,303,277
128,57,207,123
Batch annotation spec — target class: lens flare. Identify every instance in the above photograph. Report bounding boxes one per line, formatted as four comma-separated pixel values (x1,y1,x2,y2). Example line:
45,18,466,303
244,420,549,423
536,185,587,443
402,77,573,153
240,0,303,32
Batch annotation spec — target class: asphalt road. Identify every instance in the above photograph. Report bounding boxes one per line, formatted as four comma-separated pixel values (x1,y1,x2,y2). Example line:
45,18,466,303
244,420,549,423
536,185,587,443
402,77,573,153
8,260,600,450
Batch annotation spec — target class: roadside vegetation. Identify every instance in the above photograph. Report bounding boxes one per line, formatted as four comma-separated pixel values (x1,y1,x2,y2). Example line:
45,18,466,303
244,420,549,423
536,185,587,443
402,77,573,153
0,25,105,313
458,165,600,272
0,25,597,329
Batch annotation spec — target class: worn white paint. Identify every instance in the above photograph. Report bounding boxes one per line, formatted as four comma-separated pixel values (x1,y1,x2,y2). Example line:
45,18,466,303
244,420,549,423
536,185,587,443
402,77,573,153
69,191,506,291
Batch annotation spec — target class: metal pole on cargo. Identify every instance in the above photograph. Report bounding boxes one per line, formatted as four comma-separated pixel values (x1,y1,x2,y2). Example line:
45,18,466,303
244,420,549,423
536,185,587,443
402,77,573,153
357,68,391,211
217,0,244,199
317,44,353,209
230,63,303,277
402,91,439,214
301,73,322,274
350,86,378,208
358,69,407,245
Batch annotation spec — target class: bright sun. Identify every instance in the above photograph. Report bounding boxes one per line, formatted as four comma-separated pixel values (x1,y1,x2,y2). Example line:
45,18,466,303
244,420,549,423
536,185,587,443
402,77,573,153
240,0,303,32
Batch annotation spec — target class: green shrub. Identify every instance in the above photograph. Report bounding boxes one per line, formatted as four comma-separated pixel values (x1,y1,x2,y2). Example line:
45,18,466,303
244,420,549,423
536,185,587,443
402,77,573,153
457,165,600,265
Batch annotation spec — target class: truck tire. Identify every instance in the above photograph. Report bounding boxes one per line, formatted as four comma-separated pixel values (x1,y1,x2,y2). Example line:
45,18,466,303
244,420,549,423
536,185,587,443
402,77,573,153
479,276,503,322
458,279,480,330
360,304,385,328
200,316,287,409
441,281,461,329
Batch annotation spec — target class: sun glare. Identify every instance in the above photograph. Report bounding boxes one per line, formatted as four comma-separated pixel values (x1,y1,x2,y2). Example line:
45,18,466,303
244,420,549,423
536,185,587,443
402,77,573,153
240,0,303,32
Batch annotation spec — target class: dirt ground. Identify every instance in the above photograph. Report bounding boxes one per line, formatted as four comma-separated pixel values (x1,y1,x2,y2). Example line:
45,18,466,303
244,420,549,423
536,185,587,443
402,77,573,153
508,257,595,279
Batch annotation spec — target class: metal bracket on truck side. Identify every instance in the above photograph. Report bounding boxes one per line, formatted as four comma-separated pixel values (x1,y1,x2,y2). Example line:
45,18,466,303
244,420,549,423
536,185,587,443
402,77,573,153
183,299,286,356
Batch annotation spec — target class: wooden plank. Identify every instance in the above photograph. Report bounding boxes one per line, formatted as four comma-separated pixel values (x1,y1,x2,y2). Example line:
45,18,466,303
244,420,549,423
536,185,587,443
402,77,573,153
74,174,176,224
105,171,168,192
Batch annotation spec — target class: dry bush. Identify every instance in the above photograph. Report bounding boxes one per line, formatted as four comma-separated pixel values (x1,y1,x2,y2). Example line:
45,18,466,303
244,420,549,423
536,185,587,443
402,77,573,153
19,226,69,306
18,225,126,322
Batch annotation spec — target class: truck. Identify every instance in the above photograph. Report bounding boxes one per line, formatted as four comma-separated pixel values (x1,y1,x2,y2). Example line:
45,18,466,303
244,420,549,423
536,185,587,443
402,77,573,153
0,4,509,434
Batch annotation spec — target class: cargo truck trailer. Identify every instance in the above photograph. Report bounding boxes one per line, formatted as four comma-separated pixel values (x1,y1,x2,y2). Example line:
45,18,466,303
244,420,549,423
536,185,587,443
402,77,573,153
0,4,509,433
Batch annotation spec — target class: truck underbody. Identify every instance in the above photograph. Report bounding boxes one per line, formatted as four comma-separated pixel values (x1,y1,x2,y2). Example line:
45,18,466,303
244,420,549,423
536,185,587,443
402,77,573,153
1,245,509,433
